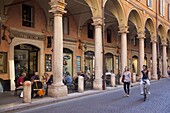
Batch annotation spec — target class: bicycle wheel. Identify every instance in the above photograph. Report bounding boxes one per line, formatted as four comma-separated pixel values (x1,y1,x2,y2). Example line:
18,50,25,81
144,87,147,101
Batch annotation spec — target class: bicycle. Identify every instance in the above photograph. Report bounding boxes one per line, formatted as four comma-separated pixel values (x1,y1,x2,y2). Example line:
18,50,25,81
142,79,148,101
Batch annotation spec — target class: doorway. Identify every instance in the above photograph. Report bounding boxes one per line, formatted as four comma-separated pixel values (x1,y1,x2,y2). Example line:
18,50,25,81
14,44,40,80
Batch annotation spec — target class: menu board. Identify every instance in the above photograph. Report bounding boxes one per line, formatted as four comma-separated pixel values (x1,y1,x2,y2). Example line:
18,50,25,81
45,54,52,72
76,56,81,72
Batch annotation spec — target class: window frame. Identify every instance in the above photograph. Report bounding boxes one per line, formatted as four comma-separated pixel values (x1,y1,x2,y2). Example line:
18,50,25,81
107,29,112,43
147,0,152,9
22,4,34,27
63,16,69,35
87,23,94,39
168,4,170,21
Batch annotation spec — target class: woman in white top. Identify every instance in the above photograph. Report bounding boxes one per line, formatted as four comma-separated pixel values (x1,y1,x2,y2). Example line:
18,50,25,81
123,66,131,97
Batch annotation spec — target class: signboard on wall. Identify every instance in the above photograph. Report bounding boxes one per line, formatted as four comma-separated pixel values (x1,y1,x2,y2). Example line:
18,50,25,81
76,56,81,72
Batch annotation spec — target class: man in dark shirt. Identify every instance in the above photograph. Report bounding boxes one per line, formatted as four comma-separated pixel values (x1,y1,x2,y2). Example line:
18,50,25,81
140,65,150,95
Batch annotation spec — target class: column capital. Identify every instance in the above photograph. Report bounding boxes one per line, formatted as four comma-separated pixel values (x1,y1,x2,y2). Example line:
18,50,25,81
49,0,67,16
137,31,146,39
162,40,167,46
118,26,129,34
150,38,157,43
92,17,102,26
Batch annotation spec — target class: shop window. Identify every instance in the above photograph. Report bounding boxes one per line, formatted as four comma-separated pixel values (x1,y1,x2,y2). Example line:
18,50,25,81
63,17,69,35
105,53,113,72
107,29,112,43
0,52,7,74
22,4,34,27
63,48,73,76
87,23,94,39
45,54,52,72
159,0,165,16
147,0,152,8
84,51,95,73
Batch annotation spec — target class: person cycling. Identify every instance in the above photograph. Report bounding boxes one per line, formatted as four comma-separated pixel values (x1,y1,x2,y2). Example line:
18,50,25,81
140,65,150,95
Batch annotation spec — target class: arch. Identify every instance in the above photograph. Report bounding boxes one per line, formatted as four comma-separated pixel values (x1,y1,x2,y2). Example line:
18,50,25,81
105,53,113,57
132,55,138,74
144,18,155,36
84,51,95,56
105,0,126,26
157,24,166,41
127,9,144,32
166,29,170,42
9,37,45,90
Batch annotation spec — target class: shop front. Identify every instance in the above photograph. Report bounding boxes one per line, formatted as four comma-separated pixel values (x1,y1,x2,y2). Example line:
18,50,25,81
14,44,39,80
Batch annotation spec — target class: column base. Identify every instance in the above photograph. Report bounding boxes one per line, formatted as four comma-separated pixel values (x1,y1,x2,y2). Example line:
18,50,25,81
151,76,158,80
48,84,68,98
93,79,103,90
162,75,168,78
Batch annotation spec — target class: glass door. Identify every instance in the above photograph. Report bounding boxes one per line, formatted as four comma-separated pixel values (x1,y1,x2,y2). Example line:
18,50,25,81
14,44,39,79
14,50,29,78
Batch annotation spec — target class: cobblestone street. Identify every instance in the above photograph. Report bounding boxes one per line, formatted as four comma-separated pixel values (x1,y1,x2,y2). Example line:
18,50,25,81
12,78,170,113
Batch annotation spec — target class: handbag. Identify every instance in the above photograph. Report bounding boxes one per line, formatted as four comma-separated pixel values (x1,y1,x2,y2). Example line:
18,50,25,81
121,75,125,83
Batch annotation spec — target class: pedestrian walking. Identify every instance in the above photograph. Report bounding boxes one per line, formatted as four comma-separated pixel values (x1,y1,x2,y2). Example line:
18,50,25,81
122,66,131,97
167,66,170,77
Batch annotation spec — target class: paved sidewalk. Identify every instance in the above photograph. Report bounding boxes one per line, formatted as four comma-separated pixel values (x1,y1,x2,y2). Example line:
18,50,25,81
0,79,159,113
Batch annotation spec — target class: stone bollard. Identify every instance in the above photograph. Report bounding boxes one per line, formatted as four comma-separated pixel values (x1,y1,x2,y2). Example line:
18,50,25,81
111,74,115,87
23,81,31,103
132,73,136,83
78,76,84,93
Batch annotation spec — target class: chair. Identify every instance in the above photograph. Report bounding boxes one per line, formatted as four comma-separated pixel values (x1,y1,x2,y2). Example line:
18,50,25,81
14,78,23,96
32,80,44,97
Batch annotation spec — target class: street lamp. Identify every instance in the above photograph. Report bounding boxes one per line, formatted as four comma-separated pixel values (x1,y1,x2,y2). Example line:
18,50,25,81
102,0,106,90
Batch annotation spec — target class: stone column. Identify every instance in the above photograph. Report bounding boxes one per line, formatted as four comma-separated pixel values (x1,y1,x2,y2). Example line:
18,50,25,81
162,41,168,78
151,39,157,80
118,26,129,75
48,0,68,98
138,32,145,78
93,17,103,90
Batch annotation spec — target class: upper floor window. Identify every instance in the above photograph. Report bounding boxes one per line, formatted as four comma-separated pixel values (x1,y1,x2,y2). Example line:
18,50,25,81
147,0,152,8
22,4,34,27
132,35,137,46
87,23,94,39
107,29,112,43
159,0,165,16
63,17,69,35
168,4,170,20
144,38,147,48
